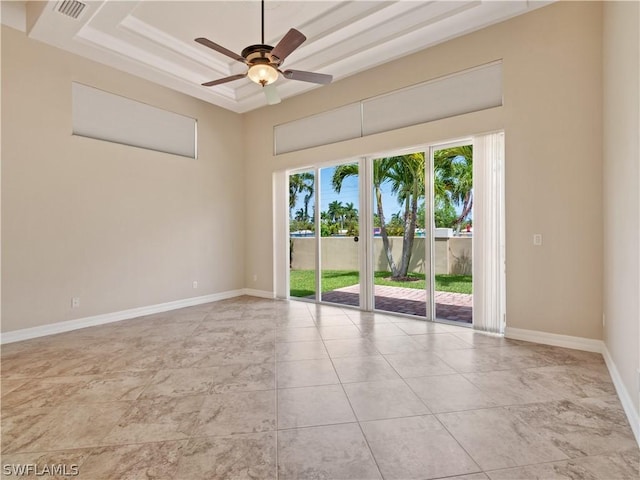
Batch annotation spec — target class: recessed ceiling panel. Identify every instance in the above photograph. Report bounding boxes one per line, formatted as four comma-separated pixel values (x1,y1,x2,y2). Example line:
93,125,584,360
8,0,553,113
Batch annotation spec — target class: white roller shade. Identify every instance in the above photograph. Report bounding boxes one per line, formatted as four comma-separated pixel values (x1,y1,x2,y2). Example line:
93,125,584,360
72,82,197,158
274,103,362,155
273,62,503,155
362,63,503,136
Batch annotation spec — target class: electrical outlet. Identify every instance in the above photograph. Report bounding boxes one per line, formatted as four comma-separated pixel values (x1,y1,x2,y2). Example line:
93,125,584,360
71,297,80,308
192,281,198,289
253,274,258,282
533,234,543,246
602,313,605,327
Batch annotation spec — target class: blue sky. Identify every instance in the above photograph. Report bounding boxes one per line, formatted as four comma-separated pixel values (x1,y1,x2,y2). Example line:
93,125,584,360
290,165,404,219
290,164,468,220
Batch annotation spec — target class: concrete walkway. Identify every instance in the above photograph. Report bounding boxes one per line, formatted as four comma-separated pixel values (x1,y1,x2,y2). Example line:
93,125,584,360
321,284,472,323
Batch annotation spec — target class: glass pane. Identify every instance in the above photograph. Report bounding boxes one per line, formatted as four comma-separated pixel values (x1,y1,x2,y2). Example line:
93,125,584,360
371,153,428,317
319,163,360,307
289,171,316,300
433,145,473,324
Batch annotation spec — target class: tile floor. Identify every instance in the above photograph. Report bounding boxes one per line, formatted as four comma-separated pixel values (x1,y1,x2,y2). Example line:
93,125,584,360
1,296,638,479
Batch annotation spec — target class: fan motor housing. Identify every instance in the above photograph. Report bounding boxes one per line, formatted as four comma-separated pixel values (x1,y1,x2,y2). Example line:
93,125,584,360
242,44,279,64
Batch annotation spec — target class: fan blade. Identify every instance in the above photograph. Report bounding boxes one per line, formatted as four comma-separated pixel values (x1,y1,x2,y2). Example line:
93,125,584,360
271,28,306,63
283,69,332,85
195,37,246,64
202,74,246,87
263,84,281,105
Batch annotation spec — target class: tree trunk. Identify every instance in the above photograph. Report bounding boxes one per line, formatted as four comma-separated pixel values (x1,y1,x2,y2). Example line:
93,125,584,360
303,196,310,222
376,187,398,276
454,192,473,230
289,238,294,268
396,185,419,278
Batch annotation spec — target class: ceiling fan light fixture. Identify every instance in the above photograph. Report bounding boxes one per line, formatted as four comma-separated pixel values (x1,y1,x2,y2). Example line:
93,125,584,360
247,63,279,86
195,0,331,98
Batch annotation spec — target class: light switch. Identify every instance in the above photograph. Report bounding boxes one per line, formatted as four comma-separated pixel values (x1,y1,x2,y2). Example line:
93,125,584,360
533,234,543,246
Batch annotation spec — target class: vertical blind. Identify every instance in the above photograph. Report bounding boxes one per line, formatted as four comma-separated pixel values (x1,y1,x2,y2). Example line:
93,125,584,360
472,131,506,334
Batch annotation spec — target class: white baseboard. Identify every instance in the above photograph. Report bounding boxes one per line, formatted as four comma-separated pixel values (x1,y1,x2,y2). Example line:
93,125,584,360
504,327,604,353
1,289,255,344
243,288,276,299
602,345,640,447
0,288,279,344
505,326,639,447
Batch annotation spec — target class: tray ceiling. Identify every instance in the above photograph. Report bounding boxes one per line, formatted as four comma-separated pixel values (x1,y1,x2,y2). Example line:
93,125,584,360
2,1,551,113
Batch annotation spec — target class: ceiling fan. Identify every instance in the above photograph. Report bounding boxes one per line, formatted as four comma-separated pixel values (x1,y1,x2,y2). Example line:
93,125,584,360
195,0,332,105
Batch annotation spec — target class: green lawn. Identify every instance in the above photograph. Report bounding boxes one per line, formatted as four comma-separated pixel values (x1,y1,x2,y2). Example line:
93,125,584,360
289,270,472,297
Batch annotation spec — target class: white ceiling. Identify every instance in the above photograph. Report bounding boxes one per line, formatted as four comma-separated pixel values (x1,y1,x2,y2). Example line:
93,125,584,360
2,1,551,113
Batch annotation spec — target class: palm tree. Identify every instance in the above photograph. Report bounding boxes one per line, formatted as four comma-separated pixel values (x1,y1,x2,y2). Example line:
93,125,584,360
386,153,425,277
343,202,359,236
386,211,404,236
434,146,473,231
327,200,344,228
332,159,398,273
301,176,314,222
289,173,315,269
343,202,358,223
289,172,314,221
289,175,301,214
332,156,424,279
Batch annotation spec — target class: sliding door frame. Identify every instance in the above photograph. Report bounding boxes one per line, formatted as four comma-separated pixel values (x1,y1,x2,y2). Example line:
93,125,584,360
316,159,363,308
283,132,500,331
285,165,318,304
428,138,474,325
363,145,432,320
360,156,374,311
286,158,366,308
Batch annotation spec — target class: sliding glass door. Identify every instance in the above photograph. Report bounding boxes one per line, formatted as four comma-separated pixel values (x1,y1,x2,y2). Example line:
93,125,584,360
285,135,495,329
288,162,361,308
319,163,360,308
431,140,474,324
431,143,474,324
369,152,433,318
288,170,316,300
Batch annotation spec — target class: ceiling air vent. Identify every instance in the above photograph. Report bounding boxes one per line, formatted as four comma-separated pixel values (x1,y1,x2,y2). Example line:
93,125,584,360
56,0,87,19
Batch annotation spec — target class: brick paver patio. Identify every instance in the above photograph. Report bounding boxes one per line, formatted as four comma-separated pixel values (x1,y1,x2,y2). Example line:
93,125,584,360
320,284,472,323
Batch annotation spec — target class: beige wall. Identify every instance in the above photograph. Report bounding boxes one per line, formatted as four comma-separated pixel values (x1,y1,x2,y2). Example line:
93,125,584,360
603,1,640,430
1,26,245,332
448,238,473,275
243,2,604,340
1,2,616,351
